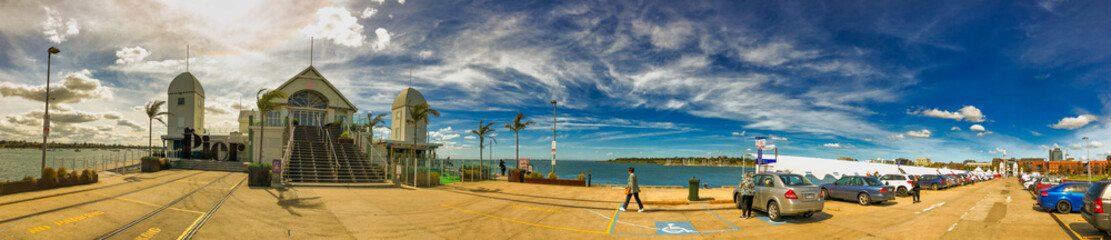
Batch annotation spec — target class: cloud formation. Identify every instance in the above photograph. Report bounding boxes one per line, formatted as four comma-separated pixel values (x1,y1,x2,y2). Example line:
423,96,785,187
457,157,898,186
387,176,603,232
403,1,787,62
41,7,79,43
371,28,391,51
970,124,986,131
302,7,365,47
906,129,932,138
115,46,151,64
1050,114,1099,130
909,105,986,122
0,69,113,107
822,143,855,149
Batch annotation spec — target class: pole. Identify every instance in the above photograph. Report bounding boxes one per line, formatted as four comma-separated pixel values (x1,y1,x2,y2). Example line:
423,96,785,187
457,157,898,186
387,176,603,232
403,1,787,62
41,47,59,177
551,100,557,175
1086,137,1091,182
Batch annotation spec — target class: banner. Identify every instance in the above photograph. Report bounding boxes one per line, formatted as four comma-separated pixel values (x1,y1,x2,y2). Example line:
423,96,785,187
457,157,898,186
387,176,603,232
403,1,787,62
518,159,530,169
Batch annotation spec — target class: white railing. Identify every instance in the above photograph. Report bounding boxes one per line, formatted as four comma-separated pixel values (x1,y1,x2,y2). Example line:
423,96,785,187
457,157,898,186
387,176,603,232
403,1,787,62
280,119,296,183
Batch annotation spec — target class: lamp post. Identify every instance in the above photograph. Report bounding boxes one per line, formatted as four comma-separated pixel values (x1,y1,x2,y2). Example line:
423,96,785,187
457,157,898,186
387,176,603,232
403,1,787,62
550,100,557,174
1085,137,1091,182
41,47,60,177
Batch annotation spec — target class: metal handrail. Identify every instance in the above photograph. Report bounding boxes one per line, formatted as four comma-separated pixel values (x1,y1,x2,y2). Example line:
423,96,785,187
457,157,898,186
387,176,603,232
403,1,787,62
320,115,340,182
280,118,296,183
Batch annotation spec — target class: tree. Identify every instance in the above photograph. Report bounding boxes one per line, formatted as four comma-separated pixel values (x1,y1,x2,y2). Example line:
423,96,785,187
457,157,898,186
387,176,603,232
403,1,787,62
470,120,496,181
144,100,171,157
256,88,287,164
362,113,388,143
406,102,440,182
505,112,535,168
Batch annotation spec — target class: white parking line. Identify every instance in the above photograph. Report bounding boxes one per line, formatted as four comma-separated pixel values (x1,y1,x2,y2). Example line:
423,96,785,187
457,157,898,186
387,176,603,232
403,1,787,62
917,202,946,214
947,222,958,231
1006,196,1011,203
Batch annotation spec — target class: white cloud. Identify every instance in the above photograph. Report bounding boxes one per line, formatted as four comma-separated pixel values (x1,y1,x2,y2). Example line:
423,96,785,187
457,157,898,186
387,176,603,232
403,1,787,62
370,0,386,4
606,152,614,157
950,126,961,131
114,46,151,64
373,126,391,140
428,127,460,142
1072,144,1084,150
371,28,391,51
906,129,931,138
770,135,788,141
42,7,80,44
976,131,994,137
116,119,143,131
738,42,819,66
398,0,407,4
418,50,434,59
463,135,476,139
731,131,745,136
989,151,997,154
822,143,855,149
302,7,365,47
909,105,985,122
969,124,986,131
360,8,378,19
863,138,873,142
0,69,113,107
887,134,906,140
1031,131,1043,136
1050,114,1099,130
1093,141,1105,148
631,20,694,50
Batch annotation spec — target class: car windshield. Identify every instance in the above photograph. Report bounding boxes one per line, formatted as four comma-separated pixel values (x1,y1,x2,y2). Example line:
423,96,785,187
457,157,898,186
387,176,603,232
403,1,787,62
863,177,884,186
779,175,812,186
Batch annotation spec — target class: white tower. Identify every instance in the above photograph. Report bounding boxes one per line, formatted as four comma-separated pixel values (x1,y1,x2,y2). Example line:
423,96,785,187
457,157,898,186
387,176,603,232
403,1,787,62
167,72,205,136
391,88,428,143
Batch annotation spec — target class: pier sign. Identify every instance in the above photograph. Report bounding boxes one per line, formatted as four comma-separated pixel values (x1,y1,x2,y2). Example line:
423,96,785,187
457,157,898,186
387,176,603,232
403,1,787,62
518,159,530,169
755,137,766,149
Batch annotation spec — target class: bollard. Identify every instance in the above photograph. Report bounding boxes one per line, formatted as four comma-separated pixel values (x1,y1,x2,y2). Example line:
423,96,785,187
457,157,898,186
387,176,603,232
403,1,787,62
689,177,700,201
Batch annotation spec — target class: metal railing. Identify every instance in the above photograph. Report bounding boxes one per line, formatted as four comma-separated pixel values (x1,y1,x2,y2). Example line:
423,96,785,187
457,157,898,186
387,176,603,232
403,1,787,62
319,115,340,182
280,118,296,183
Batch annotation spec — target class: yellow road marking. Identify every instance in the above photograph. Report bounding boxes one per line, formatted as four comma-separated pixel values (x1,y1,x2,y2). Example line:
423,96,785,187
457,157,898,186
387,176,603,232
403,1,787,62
512,205,562,213
228,176,247,191
442,194,608,234
177,213,206,240
1052,212,1100,239
89,191,203,214
136,227,162,240
608,205,619,233
826,208,840,211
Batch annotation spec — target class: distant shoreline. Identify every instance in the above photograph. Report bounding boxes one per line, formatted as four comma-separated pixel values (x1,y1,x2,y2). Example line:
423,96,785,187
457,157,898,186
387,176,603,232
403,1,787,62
597,159,756,168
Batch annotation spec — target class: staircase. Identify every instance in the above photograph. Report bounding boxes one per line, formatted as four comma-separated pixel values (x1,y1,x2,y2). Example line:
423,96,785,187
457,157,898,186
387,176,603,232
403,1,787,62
286,126,386,183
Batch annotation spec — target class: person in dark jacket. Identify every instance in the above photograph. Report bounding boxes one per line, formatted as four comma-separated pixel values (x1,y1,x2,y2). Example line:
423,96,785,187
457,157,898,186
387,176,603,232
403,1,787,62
499,160,506,176
622,167,644,212
911,175,921,203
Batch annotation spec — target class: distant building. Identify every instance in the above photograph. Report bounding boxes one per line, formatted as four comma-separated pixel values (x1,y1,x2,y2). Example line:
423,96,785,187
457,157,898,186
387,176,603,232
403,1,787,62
895,158,912,166
915,158,931,167
865,159,895,164
963,160,976,164
1050,148,1064,161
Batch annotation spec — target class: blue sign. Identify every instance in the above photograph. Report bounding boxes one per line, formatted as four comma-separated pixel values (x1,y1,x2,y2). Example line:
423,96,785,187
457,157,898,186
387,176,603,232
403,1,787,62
656,221,698,235
761,158,776,164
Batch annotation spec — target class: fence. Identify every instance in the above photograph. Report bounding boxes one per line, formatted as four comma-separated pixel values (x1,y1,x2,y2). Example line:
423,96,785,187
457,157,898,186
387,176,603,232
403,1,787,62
390,156,500,188
43,150,145,173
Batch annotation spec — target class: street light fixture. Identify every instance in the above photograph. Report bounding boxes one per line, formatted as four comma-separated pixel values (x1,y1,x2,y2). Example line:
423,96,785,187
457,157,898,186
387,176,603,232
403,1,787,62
1085,137,1091,182
41,47,60,177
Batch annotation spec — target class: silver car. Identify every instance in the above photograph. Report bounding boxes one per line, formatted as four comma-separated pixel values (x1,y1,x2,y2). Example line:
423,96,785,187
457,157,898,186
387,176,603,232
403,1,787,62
1082,181,1111,233
733,172,824,221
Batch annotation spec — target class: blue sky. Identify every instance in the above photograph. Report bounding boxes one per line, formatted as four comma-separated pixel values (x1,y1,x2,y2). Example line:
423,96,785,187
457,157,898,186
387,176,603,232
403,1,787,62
1,0,1110,162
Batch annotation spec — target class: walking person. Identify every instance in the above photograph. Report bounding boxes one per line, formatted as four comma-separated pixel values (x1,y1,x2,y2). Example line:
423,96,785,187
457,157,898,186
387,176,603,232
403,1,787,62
739,172,756,219
911,175,921,203
622,167,644,212
499,160,506,176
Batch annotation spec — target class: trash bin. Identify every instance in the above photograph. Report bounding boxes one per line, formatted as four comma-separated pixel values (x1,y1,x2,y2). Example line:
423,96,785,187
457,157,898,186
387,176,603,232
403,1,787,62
689,177,700,201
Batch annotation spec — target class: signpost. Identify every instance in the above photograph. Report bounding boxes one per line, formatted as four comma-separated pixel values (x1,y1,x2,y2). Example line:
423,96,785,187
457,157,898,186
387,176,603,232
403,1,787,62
518,158,530,170
755,137,766,173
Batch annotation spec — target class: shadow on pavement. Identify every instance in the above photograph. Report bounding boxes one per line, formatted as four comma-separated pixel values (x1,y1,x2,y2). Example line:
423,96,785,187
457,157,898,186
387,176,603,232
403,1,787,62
265,187,325,217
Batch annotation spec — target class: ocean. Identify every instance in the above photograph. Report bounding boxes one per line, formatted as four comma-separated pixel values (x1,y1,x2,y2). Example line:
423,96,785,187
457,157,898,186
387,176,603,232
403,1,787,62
0,148,145,181
446,159,755,188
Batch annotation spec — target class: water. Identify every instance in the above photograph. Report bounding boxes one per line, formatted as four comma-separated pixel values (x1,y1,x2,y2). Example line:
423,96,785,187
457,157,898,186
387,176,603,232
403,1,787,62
441,159,754,188
0,148,146,181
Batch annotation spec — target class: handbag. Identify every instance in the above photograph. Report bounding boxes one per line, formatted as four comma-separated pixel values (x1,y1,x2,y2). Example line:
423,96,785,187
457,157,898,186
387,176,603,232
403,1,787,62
624,187,630,195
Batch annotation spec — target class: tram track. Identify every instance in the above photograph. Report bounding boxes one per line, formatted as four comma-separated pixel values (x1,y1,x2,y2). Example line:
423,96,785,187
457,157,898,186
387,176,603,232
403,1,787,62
0,171,206,225
0,170,191,207
178,176,247,240
95,172,235,240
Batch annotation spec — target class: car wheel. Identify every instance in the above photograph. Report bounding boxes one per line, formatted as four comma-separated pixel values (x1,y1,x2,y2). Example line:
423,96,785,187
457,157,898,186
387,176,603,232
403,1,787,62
931,183,938,191
768,202,782,222
802,211,815,218
897,187,908,197
1057,200,1071,214
858,193,872,206
822,188,830,200
735,194,742,209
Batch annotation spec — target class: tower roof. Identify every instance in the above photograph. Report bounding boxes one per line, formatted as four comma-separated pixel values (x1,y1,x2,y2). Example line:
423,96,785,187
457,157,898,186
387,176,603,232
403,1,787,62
168,72,204,98
392,88,427,110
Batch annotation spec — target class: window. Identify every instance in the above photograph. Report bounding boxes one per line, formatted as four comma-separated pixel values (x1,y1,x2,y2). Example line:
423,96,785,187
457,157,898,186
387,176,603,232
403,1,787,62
756,175,773,187
779,175,811,186
288,91,327,109
835,178,851,185
178,98,185,105
864,177,884,186
265,111,282,127
850,177,863,186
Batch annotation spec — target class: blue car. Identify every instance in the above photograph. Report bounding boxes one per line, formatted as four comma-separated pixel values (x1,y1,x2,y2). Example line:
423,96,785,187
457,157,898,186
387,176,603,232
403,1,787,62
916,174,948,190
820,176,896,206
1039,182,1092,214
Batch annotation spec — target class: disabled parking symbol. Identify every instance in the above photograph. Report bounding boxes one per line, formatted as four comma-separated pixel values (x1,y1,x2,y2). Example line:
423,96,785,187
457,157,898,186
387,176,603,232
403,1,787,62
655,221,698,235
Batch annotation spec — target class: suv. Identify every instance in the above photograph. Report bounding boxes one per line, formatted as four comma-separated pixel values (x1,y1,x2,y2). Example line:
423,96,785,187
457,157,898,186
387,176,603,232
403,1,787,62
1082,182,1111,233
733,172,823,221
821,176,896,205
917,174,948,190
879,174,915,197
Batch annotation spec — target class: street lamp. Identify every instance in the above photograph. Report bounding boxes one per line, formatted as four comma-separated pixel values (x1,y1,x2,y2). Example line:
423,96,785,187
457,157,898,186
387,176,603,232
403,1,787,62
1085,137,1091,182
41,47,60,177
550,100,557,174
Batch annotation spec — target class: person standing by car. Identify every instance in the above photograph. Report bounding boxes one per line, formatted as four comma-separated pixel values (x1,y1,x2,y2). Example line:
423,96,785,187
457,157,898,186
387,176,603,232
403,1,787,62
912,175,921,203
622,167,644,212
739,172,756,219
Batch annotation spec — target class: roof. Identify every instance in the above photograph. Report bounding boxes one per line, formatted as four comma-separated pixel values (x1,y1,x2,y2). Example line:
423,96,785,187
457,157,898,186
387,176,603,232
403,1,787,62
392,87,427,110
168,72,204,97
274,66,357,111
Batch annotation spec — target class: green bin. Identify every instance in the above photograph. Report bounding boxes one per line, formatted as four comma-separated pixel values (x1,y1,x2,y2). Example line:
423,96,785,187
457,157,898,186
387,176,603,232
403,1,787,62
688,177,700,201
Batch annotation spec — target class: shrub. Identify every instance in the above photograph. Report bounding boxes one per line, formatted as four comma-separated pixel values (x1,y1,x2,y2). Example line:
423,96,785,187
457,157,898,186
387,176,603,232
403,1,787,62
576,173,586,181
57,167,68,180
22,176,35,182
141,156,160,161
247,163,272,171
80,170,94,183
547,172,559,180
526,172,543,179
340,131,351,139
68,172,79,185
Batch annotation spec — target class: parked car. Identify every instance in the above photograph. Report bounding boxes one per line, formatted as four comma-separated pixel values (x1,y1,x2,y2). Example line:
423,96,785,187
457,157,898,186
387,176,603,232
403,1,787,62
1024,177,1044,190
820,176,896,206
1036,178,1065,192
1082,181,1111,233
879,174,915,197
733,172,823,221
917,174,948,190
1040,182,1092,214
943,175,960,187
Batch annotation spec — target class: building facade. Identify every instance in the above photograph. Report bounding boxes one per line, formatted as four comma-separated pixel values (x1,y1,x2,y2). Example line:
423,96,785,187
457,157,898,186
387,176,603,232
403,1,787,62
1050,148,1064,161
915,158,931,167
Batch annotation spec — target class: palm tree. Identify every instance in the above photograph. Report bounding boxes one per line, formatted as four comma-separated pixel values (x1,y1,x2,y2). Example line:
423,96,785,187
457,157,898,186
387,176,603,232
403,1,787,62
362,113,388,143
144,100,171,157
505,112,535,167
470,120,496,181
256,88,287,164
406,102,440,184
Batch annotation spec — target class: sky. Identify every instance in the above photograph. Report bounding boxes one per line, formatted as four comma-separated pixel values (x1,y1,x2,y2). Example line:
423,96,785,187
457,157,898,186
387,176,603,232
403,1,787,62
1,0,1110,162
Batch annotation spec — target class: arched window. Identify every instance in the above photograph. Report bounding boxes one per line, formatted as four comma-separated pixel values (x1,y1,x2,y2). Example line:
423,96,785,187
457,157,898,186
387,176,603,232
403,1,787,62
288,91,327,109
